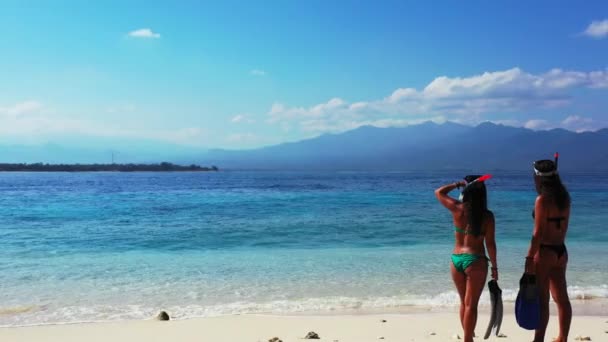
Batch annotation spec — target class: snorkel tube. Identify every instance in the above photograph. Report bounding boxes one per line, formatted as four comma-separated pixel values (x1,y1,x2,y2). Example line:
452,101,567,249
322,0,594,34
554,152,559,169
459,174,492,201
470,174,492,185
463,174,492,190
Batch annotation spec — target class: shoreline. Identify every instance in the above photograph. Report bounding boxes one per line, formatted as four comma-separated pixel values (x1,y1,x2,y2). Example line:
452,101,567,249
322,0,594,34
2,298,607,329
0,312,606,342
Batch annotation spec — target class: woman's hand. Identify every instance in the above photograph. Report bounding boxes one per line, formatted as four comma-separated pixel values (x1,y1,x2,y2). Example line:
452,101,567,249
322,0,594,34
491,267,498,281
525,257,535,275
434,181,464,211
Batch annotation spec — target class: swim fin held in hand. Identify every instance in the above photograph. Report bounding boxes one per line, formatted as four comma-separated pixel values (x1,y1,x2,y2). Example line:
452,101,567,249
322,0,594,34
515,273,540,330
495,281,503,335
484,279,503,339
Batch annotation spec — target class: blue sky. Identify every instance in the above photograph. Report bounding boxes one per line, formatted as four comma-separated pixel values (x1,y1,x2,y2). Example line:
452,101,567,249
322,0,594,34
1,1,607,150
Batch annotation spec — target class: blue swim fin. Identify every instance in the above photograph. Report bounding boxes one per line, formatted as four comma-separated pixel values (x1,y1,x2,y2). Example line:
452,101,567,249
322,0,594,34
515,273,540,330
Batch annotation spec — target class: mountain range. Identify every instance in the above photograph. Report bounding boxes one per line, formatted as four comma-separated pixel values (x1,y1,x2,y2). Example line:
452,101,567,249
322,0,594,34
204,122,608,171
2,122,607,171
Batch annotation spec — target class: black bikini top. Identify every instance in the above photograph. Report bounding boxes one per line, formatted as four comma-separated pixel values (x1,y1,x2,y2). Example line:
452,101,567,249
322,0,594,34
532,209,566,230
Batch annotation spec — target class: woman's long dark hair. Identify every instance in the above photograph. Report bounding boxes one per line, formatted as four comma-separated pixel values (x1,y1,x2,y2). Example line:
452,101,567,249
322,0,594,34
534,160,571,210
461,175,488,236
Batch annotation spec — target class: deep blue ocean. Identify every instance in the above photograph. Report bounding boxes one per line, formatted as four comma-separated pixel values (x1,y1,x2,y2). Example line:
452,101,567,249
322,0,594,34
1,171,607,326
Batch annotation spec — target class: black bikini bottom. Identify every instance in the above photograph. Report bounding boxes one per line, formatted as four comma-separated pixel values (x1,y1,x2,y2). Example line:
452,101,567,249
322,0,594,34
540,244,567,259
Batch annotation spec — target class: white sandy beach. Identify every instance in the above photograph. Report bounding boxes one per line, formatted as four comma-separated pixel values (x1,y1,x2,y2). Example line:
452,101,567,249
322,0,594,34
1,312,605,342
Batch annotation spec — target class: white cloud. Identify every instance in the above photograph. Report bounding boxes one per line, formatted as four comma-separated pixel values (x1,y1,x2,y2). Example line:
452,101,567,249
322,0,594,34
127,28,161,39
231,114,255,124
489,119,524,127
269,95,446,133
589,70,608,88
522,115,606,133
267,67,608,134
0,101,43,117
0,101,206,146
560,115,598,132
250,69,267,76
583,19,608,38
487,115,604,133
387,88,417,103
268,97,350,124
298,116,447,133
1,117,205,145
524,119,552,130
349,102,368,110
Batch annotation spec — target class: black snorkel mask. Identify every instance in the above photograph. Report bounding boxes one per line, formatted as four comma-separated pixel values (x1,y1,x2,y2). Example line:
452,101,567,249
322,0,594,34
533,152,559,177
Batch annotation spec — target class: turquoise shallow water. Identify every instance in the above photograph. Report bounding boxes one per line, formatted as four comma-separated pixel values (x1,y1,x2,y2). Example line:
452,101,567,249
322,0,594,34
0,171,607,326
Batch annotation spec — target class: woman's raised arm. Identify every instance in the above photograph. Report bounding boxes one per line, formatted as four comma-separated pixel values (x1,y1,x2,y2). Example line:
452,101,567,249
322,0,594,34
434,181,465,212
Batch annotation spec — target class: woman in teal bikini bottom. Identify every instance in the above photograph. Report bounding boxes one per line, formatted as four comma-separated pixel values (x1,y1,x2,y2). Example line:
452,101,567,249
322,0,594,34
435,175,499,342
451,251,488,273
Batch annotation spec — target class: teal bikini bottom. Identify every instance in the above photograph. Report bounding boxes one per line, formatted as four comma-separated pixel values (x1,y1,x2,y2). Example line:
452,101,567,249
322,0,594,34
451,253,488,273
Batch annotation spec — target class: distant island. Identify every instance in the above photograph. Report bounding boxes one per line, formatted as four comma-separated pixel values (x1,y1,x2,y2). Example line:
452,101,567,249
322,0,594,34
0,162,219,172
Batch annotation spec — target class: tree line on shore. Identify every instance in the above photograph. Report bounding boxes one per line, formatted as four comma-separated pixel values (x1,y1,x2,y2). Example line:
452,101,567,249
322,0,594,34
0,162,219,172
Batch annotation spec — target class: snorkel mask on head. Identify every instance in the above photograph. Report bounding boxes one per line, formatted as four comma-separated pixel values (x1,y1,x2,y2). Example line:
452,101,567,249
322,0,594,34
533,152,559,177
458,174,492,201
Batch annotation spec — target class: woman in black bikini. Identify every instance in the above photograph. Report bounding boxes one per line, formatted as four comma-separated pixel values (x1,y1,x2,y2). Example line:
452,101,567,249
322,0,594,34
525,157,571,342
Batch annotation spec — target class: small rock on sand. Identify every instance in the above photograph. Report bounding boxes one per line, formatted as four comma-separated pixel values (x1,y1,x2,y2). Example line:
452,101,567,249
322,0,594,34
452,334,461,340
575,336,591,341
156,311,170,321
381,319,387,323
268,338,283,342
429,332,436,335
305,331,320,339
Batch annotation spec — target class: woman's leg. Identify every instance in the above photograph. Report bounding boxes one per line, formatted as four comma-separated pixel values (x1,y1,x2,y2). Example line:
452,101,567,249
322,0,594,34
534,250,554,342
451,262,467,329
549,256,571,342
463,259,487,342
